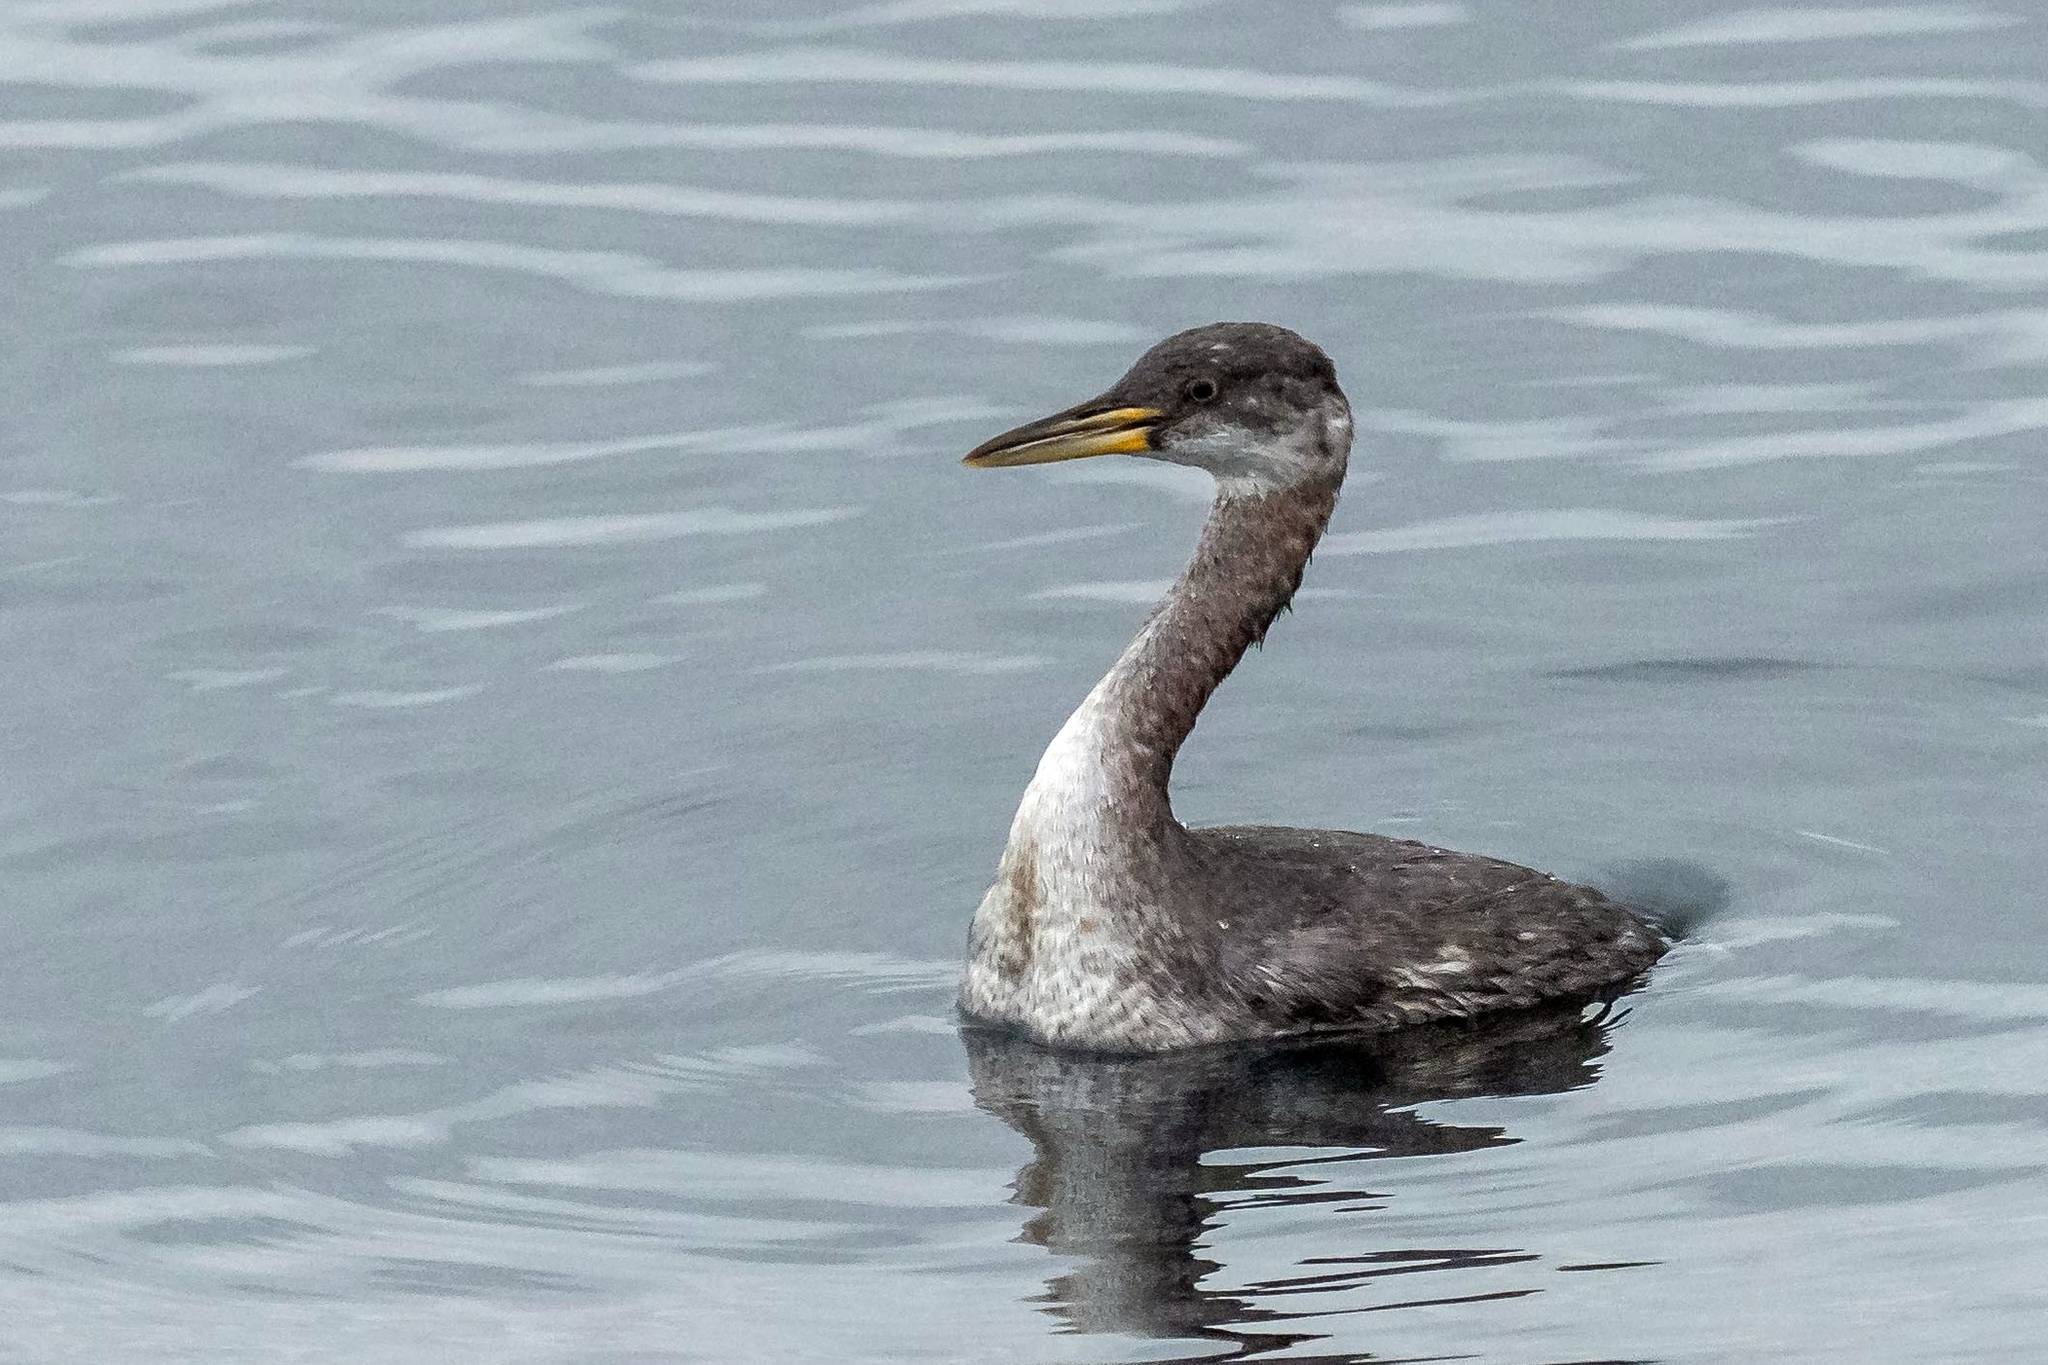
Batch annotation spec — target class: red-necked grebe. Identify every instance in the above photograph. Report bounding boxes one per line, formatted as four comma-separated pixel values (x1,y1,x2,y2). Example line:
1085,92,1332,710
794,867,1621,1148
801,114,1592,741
957,322,1666,1053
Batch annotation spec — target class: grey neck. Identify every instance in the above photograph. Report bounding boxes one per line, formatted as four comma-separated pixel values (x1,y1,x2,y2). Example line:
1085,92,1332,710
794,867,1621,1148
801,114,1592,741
1082,471,1344,833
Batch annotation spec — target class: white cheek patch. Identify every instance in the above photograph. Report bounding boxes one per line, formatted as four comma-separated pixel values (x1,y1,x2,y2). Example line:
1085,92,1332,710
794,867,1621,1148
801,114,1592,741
1166,420,1328,492
1324,405,1353,450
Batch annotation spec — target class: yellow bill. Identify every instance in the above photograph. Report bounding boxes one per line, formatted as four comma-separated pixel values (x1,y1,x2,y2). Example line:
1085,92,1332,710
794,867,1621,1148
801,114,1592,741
962,405,1162,468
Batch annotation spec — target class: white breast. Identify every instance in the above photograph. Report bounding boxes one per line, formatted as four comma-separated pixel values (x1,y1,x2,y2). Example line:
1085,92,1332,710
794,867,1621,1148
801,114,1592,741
958,683,1163,1046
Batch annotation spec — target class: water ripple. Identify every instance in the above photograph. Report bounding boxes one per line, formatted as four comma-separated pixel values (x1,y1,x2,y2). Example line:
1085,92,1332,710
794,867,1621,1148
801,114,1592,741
1030,578,1171,603
657,583,767,605
1554,302,2048,367
750,0,1203,38
377,605,580,633
760,650,1043,674
1642,395,2048,472
301,407,994,473
1564,77,2048,108
482,119,1249,159
542,654,680,674
404,507,861,551
518,360,716,388
1617,6,2019,51
1710,973,2048,1024
1340,3,1472,30
109,342,312,366
328,686,481,709
471,1148,1000,1208
631,46,1459,105
68,234,966,301
0,10,609,150
128,163,935,227
418,950,955,1009
1321,509,1784,555
1035,150,2048,288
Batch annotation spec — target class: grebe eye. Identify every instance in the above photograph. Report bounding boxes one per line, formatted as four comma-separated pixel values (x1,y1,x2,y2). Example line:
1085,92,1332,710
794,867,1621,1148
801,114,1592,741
1184,377,1218,403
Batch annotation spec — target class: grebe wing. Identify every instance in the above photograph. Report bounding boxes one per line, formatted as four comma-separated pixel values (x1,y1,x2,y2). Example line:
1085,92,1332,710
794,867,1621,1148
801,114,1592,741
1189,825,1666,1032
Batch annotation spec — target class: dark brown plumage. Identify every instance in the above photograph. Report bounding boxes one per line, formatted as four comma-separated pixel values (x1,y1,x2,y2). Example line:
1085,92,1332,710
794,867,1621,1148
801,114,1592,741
957,323,1668,1052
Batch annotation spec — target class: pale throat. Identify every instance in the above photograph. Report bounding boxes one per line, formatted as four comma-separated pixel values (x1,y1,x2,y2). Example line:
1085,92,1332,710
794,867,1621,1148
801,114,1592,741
1003,458,1345,889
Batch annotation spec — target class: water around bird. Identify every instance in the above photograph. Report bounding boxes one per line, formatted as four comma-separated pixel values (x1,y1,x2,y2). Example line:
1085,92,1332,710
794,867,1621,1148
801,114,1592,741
2,1,2046,1359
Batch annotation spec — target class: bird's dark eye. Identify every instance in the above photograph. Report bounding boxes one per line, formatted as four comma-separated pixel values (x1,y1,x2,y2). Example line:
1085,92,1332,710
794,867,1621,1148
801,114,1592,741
1184,377,1219,403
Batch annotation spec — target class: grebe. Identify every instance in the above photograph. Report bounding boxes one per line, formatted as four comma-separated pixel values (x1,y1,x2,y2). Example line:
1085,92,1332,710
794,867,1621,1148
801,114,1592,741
957,323,1666,1053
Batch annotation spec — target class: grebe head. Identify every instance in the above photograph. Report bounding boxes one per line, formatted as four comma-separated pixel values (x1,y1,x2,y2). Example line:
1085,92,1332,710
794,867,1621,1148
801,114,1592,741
963,322,1352,492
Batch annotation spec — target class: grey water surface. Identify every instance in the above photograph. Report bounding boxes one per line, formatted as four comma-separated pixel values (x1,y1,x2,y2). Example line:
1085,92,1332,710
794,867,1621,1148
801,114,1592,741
4,1,2047,1360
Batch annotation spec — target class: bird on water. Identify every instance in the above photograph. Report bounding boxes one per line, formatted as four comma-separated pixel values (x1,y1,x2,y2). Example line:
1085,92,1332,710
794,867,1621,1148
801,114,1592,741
956,322,1668,1053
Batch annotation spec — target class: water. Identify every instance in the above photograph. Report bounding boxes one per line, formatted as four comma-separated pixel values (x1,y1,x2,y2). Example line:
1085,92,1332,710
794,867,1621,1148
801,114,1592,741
3,1,2046,1358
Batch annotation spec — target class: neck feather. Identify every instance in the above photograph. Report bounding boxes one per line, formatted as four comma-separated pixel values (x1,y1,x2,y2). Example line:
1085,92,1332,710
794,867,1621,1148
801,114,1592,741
1024,470,1343,842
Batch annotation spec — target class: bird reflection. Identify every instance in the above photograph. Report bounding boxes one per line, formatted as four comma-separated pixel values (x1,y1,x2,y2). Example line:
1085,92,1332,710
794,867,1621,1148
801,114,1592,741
964,1003,1623,1361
